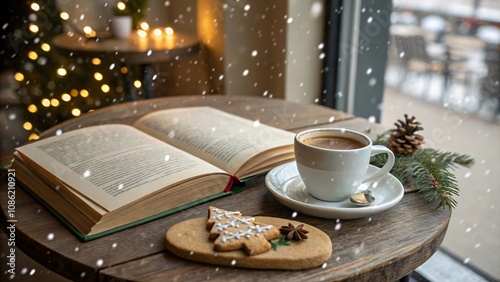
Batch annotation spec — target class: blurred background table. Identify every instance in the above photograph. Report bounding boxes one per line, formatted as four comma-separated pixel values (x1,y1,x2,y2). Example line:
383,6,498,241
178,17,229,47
0,95,451,281
52,32,200,100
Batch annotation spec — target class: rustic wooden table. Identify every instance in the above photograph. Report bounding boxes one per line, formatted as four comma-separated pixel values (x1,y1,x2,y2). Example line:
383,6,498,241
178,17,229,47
51,32,200,100
0,95,451,281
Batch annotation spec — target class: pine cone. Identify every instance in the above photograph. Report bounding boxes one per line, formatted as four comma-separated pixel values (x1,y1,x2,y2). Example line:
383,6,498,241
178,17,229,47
388,114,424,155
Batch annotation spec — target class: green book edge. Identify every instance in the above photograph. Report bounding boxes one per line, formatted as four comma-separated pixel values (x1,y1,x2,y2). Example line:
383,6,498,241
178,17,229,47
1,165,246,241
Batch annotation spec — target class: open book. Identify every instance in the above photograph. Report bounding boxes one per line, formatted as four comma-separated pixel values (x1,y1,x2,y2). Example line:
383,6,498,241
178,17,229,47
12,107,295,241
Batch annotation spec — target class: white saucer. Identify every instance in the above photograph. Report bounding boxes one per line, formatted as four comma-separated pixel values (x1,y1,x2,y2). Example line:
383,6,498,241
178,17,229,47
265,161,404,219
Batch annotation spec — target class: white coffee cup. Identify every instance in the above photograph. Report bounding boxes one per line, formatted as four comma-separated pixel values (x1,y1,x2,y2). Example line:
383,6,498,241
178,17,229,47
294,128,395,202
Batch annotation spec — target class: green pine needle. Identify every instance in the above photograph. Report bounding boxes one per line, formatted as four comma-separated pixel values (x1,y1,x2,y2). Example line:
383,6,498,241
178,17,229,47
371,131,474,209
270,236,291,251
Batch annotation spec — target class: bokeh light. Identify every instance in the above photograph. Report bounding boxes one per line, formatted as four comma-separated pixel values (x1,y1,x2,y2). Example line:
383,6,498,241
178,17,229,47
28,133,40,141
41,98,50,107
71,108,81,116
116,1,126,11
101,84,110,93
80,89,89,97
57,68,67,76
41,43,50,52
30,3,40,11
27,104,38,113
29,24,39,33
92,58,101,65
14,72,24,81
28,51,38,60
60,12,69,20
23,122,33,131
50,99,60,107
94,72,103,81
61,93,71,102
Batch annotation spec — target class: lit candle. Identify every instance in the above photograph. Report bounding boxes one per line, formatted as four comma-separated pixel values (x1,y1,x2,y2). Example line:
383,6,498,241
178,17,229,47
165,27,174,36
153,28,162,38
165,27,174,48
136,29,148,50
152,28,163,48
137,29,148,38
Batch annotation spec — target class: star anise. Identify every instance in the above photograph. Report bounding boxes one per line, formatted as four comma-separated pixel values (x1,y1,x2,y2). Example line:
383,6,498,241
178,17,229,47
279,223,309,241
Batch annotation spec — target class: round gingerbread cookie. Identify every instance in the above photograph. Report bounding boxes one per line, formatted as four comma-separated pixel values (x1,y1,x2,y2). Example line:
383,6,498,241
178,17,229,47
164,206,332,270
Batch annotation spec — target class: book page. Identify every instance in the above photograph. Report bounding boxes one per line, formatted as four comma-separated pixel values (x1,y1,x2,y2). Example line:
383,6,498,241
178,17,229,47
16,124,227,211
133,107,295,175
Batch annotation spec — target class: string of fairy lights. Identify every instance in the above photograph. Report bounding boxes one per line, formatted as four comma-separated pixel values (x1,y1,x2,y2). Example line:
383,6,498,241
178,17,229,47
13,1,173,141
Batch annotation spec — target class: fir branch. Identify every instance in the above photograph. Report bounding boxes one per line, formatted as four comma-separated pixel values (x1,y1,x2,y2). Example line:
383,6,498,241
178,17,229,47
412,150,461,209
370,132,474,209
372,131,390,146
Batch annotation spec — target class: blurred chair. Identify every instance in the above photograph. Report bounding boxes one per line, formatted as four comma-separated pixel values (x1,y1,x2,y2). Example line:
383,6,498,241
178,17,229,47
443,34,487,102
390,25,448,95
390,25,470,99
478,44,500,116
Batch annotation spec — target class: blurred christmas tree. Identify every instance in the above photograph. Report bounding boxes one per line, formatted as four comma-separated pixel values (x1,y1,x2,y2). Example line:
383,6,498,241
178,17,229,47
1,0,125,139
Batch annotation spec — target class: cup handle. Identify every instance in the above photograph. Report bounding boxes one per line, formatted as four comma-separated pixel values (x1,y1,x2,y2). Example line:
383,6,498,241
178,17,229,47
362,145,395,183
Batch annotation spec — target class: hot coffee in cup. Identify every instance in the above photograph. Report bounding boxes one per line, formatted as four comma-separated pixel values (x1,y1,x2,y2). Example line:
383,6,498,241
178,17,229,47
294,128,395,202
302,136,365,150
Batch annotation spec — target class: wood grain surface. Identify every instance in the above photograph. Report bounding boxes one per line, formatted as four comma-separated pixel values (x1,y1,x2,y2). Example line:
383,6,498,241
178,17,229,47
0,95,450,281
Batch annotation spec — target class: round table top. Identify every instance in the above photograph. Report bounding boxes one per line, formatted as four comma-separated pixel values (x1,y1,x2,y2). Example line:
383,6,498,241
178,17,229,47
0,95,451,281
51,31,200,64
